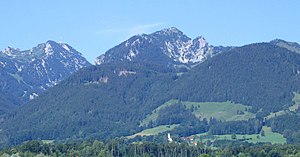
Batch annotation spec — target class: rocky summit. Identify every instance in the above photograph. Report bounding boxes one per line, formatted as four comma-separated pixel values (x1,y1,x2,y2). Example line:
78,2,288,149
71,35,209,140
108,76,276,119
95,27,231,66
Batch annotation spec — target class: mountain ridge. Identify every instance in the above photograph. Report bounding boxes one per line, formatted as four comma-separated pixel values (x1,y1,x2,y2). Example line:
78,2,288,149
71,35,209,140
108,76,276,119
95,27,231,66
2,27,300,146
2,38,300,145
0,40,91,116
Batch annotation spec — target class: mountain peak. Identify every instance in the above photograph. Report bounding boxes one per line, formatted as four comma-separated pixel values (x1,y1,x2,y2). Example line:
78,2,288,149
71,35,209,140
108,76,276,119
45,40,66,47
0,41,91,108
45,40,63,49
153,27,184,36
42,40,80,56
46,40,58,45
162,27,182,33
95,27,228,65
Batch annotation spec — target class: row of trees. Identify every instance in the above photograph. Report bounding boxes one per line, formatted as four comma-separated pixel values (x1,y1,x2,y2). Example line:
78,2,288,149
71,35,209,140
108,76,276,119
2,140,300,157
0,140,211,157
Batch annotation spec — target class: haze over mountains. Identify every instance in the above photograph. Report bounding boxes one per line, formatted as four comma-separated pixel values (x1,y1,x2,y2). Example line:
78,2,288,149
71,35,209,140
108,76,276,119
1,27,300,146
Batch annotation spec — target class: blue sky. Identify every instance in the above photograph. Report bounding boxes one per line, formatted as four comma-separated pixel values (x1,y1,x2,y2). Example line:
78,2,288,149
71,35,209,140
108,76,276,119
0,0,299,62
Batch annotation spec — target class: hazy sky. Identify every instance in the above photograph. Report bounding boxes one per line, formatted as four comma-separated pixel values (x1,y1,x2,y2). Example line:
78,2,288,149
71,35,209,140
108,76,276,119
0,0,299,62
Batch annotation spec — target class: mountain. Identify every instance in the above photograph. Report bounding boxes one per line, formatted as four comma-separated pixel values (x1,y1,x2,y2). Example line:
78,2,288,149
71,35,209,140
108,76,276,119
170,43,300,113
0,41,91,116
95,27,231,66
2,37,300,145
0,62,176,145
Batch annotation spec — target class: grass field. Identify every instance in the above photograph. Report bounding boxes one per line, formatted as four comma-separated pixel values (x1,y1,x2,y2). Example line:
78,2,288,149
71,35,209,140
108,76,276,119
194,126,286,144
127,124,179,139
140,100,255,126
183,101,254,121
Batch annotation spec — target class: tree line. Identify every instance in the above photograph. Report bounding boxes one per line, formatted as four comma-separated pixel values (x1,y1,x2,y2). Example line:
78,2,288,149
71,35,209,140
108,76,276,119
2,140,300,157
